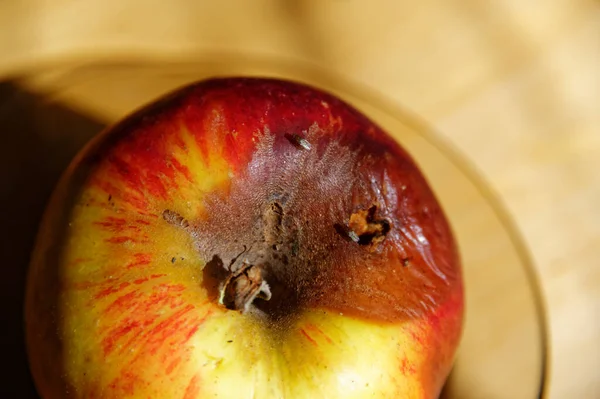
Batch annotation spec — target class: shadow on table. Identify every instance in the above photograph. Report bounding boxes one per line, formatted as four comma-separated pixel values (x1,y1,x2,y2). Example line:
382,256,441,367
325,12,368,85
0,81,106,397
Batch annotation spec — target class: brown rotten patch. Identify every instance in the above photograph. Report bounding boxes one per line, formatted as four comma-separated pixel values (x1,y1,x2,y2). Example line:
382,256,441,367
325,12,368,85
193,129,457,324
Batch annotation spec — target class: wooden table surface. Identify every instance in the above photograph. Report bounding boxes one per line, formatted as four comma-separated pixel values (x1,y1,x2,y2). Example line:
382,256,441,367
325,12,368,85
1,1,599,398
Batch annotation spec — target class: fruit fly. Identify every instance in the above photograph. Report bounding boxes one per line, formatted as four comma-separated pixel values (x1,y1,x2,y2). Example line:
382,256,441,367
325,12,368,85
285,133,312,150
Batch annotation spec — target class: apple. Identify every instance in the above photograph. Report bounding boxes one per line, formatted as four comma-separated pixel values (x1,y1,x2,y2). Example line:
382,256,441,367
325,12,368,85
25,77,463,398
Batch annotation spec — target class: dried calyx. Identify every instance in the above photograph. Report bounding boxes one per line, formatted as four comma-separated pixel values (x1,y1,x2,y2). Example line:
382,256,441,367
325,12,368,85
218,261,272,313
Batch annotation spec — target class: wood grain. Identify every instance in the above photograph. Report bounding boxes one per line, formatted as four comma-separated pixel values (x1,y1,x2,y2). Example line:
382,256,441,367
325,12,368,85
1,1,598,398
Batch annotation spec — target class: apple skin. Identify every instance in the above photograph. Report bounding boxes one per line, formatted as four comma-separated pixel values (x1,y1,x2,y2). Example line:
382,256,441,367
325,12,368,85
25,78,463,399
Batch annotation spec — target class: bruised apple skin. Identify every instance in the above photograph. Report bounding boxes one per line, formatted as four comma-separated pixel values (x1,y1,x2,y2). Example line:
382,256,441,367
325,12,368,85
25,78,463,399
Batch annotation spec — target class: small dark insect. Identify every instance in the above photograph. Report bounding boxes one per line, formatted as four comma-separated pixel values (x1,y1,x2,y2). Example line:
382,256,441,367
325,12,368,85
162,209,190,228
285,133,312,150
402,257,411,267
347,230,360,243
334,223,360,243
171,257,176,263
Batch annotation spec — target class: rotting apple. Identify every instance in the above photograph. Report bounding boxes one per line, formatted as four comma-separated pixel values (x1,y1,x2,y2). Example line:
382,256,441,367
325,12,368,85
25,77,463,398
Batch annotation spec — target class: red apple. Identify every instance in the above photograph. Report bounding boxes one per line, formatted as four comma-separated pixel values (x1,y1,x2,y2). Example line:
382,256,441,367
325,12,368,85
25,78,463,398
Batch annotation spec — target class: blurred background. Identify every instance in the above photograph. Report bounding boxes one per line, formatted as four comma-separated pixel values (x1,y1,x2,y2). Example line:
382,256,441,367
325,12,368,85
1,1,598,398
